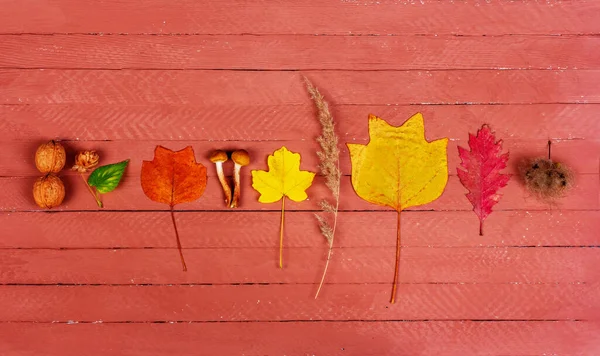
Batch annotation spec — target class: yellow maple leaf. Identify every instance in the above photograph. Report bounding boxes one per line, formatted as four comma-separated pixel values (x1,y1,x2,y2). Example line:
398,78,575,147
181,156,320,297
252,146,316,268
348,113,448,303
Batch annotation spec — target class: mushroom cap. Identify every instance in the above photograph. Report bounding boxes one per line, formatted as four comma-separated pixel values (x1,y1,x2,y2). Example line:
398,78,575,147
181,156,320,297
210,150,228,163
231,150,250,166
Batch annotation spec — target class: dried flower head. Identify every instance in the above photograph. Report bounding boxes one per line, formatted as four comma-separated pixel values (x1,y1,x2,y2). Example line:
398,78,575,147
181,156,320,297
72,150,100,173
521,158,573,201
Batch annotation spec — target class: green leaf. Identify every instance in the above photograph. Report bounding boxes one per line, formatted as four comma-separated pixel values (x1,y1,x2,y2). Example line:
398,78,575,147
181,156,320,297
88,160,130,194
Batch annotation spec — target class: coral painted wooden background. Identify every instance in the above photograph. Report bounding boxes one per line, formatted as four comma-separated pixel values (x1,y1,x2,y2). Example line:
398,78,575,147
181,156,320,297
1,1,599,355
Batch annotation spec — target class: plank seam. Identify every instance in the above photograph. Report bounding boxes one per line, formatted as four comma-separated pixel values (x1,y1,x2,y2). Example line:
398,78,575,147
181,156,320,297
0,282,588,286
0,33,598,37
2,102,596,106
0,246,597,250
2,67,598,72
0,319,586,324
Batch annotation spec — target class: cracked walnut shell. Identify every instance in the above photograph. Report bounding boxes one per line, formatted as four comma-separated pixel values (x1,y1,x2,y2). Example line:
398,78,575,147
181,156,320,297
35,141,66,173
33,174,65,209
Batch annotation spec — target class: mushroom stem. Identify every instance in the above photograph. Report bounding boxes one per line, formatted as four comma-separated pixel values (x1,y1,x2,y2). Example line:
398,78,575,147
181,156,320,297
210,150,231,208
215,162,232,206
230,164,242,208
230,150,249,208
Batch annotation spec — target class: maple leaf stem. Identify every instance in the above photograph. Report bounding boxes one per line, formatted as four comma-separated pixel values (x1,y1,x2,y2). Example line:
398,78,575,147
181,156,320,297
480,220,484,236
80,173,103,208
279,197,286,269
390,210,402,304
170,207,188,272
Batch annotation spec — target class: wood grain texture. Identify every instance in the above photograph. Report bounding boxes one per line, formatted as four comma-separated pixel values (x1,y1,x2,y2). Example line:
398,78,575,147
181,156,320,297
1,69,599,105
2,0,599,353
0,284,597,322
2,104,599,141
1,210,597,248
0,174,597,212
3,34,600,70
1,0,599,35
0,248,597,284
1,139,598,177
0,322,598,356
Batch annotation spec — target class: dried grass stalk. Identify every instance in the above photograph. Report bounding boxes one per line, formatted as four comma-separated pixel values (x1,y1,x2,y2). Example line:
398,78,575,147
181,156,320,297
304,76,341,299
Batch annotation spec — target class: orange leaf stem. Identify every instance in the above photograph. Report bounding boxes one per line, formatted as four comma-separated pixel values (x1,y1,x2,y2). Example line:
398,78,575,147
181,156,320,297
170,207,187,272
390,210,401,304
279,197,285,269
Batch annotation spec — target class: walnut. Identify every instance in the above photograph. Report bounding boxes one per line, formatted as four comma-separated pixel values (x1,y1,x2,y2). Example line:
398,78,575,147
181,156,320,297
33,174,65,209
72,150,100,173
35,140,66,173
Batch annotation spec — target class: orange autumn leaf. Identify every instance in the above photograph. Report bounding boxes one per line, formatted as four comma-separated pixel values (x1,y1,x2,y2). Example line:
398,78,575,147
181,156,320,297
141,146,207,206
348,113,448,303
141,146,207,271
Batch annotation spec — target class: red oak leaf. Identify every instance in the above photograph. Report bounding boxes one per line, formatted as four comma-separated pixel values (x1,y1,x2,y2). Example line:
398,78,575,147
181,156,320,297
457,125,510,236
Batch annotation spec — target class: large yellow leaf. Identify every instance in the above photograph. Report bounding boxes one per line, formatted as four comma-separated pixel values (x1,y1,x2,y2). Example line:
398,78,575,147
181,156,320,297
348,113,448,210
348,113,448,303
251,146,315,268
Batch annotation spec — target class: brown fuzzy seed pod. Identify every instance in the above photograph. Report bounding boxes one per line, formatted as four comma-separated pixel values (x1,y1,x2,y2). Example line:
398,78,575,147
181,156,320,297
521,158,573,201
35,141,66,173
33,174,65,209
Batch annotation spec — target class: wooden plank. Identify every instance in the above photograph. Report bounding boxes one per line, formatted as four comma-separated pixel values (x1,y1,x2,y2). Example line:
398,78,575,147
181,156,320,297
1,2,597,354
1,0,599,35
1,139,597,177
0,173,597,212
0,247,596,284
1,70,599,105
0,284,597,322
1,210,597,249
3,34,600,70
0,321,597,355
2,104,598,141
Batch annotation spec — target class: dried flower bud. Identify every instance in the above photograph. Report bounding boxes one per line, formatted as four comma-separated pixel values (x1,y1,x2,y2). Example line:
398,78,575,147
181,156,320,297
35,140,66,173
72,150,100,173
33,174,65,209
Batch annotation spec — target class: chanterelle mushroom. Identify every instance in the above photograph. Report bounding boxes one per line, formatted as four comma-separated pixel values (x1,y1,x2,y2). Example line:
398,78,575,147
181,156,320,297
210,150,232,206
230,150,250,208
